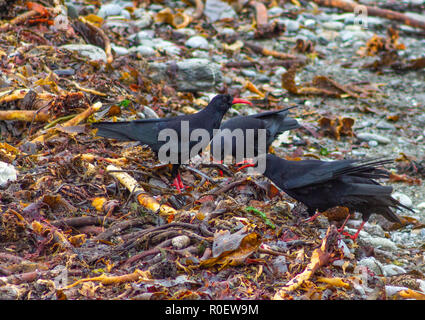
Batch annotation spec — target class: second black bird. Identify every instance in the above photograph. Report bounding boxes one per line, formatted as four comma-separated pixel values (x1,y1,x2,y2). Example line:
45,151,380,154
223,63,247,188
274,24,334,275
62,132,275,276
210,107,300,163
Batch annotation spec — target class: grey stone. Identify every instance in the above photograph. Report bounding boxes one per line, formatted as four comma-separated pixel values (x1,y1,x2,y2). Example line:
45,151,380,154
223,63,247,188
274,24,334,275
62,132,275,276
358,257,384,276
303,19,316,28
172,235,191,249
376,120,396,130
134,12,153,29
241,69,257,78
368,140,378,147
149,58,222,92
285,20,300,32
185,36,209,50
357,132,391,144
268,6,285,17
382,264,407,277
191,50,210,59
60,44,107,62
98,3,123,19
392,192,413,208
272,256,288,275
360,235,398,251
204,0,236,22
322,21,344,31
131,45,156,56
385,285,409,297
111,45,129,56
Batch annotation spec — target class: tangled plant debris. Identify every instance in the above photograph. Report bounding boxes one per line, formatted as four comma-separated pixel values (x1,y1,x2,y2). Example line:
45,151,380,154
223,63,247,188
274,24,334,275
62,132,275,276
0,0,425,301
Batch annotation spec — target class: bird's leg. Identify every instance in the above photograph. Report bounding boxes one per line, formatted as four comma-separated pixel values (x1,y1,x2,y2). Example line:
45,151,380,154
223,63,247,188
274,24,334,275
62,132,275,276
342,220,366,241
235,159,255,172
176,172,185,189
170,164,184,192
303,210,322,223
337,212,351,233
171,177,181,192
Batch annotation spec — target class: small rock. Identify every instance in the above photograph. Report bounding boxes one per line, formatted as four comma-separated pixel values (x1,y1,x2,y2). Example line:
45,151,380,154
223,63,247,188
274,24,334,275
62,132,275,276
185,36,209,50
134,13,153,29
272,256,288,275
303,19,316,28
382,264,406,277
368,140,378,147
298,28,318,41
319,30,340,41
338,239,353,258
111,45,129,56
274,66,287,78
204,0,236,22
241,69,257,78
172,235,191,249
0,161,17,186
358,257,384,276
285,20,300,32
60,44,107,62
191,50,210,59
360,235,398,251
97,3,123,19
392,192,413,208
322,21,344,31
219,27,236,37
175,28,197,37
131,45,156,56
142,105,160,119
385,285,409,297
376,120,395,130
356,132,391,144
268,6,285,17
132,30,155,42
149,58,222,92
417,202,425,209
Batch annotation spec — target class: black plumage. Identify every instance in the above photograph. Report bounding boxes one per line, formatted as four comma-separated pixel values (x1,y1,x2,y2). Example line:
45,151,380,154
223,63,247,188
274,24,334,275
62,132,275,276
210,107,300,162
92,94,252,190
260,154,412,239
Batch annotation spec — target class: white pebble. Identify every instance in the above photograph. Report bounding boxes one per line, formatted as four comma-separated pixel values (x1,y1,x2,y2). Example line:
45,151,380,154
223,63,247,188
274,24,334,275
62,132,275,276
385,285,409,297
0,161,17,186
382,264,406,277
392,192,413,208
185,36,209,50
172,235,191,249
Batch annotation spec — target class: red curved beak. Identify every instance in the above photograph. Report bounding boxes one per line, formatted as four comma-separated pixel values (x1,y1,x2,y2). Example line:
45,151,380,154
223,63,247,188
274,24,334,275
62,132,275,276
232,98,253,105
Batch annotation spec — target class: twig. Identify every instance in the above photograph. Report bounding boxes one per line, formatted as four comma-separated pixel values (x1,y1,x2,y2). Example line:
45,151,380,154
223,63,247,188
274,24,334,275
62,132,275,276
184,166,220,185
93,219,150,241
29,101,102,144
50,216,116,229
193,0,204,19
208,178,250,195
313,0,425,30
244,41,299,60
106,164,177,216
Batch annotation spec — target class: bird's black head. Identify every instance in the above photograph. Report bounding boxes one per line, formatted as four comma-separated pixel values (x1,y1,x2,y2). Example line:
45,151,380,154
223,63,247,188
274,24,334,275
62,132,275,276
208,94,252,114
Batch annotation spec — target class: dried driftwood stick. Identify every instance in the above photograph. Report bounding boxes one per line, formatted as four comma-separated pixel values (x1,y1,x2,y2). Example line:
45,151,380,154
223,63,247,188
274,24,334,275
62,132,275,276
0,110,50,122
30,101,102,143
313,0,425,30
106,164,177,216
